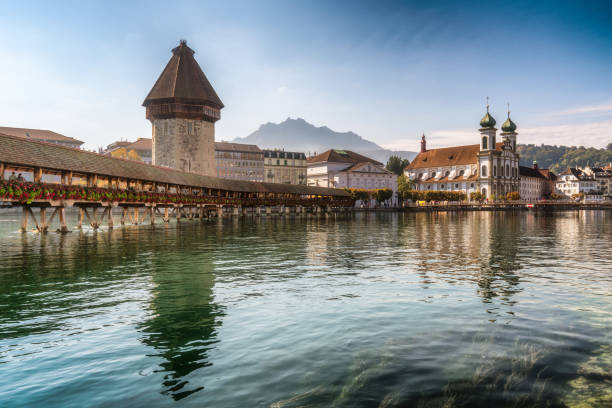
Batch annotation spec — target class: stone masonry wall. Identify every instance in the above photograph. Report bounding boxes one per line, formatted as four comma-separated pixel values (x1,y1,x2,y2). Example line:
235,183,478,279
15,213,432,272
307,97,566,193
152,118,215,176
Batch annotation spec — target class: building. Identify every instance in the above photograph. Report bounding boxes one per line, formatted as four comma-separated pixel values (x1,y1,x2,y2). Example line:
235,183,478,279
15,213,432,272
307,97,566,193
0,126,84,149
104,138,153,164
215,142,264,181
517,162,557,201
263,150,307,185
581,165,612,197
405,105,524,200
143,40,223,176
556,168,598,197
307,149,397,202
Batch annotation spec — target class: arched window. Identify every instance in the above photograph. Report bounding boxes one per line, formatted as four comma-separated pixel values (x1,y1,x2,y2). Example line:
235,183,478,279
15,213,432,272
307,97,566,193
481,165,487,177
506,164,510,178
459,169,465,176
418,172,423,179
482,187,487,196
431,171,436,177
445,170,450,177
493,166,496,177
482,137,488,150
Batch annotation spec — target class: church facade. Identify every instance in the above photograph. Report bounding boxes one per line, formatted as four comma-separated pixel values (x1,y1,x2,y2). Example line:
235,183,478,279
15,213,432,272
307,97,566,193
405,105,521,200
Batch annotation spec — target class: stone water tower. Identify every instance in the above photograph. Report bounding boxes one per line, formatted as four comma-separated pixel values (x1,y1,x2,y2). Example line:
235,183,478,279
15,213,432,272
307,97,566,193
143,40,223,175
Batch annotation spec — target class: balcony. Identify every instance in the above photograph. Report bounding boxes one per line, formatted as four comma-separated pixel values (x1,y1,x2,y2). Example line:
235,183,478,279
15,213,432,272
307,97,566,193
146,102,221,122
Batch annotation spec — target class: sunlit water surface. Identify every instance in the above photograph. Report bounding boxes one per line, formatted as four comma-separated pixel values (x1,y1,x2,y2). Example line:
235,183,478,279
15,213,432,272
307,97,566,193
0,210,610,407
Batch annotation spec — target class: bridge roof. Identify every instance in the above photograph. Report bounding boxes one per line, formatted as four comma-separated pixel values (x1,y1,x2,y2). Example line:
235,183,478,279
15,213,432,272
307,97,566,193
0,133,349,197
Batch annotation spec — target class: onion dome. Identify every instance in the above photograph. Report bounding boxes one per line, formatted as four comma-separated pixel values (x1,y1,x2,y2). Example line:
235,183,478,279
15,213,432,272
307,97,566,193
501,116,517,133
479,111,496,128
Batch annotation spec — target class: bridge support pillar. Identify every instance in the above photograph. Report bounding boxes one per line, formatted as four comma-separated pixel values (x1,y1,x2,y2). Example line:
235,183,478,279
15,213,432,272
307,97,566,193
233,206,240,216
164,207,170,223
20,207,28,233
133,207,139,225
285,206,291,216
59,207,68,233
107,207,114,229
78,208,85,229
266,206,272,216
92,207,100,229
242,206,248,216
255,206,261,216
149,207,155,225
121,207,127,225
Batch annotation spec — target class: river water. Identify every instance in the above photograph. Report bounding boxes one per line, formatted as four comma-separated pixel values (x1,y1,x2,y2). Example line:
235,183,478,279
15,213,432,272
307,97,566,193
0,210,610,407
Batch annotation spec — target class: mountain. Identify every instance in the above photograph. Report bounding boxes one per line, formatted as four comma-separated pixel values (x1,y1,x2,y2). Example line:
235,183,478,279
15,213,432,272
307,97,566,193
517,143,612,174
231,118,417,164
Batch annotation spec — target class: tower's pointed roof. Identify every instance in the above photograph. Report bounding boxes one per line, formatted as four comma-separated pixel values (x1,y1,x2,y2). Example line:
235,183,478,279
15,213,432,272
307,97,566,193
143,40,224,108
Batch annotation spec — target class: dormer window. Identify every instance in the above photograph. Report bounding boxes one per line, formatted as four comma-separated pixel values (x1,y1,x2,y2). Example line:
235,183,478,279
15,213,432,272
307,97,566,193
459,169,465,176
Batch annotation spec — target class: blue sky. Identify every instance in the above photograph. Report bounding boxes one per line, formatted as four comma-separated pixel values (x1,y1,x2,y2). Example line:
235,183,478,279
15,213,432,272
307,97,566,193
1,0,611,150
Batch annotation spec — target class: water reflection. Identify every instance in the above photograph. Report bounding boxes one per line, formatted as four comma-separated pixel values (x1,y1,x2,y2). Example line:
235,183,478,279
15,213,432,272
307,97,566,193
138,226,223,401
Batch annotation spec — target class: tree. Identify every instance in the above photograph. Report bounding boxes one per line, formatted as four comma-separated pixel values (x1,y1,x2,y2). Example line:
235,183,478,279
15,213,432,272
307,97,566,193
374,188,393,203
506,191,520,201
386,155,410,176
397,175,414,200
470,192,484,202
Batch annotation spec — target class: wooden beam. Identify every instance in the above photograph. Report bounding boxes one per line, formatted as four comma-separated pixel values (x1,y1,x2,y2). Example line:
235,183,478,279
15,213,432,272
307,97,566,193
59,207,68,233
0,162,4,181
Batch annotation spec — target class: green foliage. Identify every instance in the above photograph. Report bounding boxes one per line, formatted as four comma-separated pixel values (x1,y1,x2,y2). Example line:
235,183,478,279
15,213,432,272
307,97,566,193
374,188,393,203
470,192,484,202
403,190,466,202
397,175,414,200
345,188,371,201
385,155,410,176
517,144,612,174
506,191,520,201
550,192,563,200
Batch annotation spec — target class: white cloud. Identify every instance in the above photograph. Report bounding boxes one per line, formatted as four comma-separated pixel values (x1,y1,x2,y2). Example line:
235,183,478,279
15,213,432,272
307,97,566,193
557,104,612,115
382,121,612,151
276,86,289,94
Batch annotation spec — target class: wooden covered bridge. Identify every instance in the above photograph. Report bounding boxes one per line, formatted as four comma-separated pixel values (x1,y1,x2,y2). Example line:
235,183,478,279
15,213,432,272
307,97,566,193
0,133,353,232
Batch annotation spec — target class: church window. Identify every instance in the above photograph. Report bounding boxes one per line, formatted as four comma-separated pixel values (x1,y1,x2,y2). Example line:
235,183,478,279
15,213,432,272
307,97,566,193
455,184,459,189
481,165,487,177
470,183,474,188
506,164,510,178
482,137,488,150
482,188,487,196
493,166,497,176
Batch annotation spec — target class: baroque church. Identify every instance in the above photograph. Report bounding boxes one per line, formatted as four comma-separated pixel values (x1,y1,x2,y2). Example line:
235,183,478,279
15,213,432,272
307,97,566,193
405,104,520,200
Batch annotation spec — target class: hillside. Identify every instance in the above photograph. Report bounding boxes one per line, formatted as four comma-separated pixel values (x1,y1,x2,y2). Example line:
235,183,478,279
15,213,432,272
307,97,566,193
232,118,416,164
517,143,612,174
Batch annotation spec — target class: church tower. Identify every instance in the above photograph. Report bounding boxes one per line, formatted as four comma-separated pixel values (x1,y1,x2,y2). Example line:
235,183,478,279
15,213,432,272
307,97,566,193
143,40,223,175
477,98,498,199
500,103,518,152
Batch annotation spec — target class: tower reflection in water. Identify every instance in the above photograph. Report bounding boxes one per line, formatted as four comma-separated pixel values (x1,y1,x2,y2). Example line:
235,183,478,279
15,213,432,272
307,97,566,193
137,225,224,401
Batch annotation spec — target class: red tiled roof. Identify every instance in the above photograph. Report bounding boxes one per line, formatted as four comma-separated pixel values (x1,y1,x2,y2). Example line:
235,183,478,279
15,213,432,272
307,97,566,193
406,142,503,170
307,149,382,165
143,40,224,109
0,126,84,145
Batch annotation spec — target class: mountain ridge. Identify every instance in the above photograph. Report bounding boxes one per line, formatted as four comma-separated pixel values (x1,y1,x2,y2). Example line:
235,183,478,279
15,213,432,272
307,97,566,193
231,117,417,164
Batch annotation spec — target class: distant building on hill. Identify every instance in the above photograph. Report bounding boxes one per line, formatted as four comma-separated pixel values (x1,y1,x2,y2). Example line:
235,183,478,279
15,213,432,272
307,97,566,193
215,142,264,182
0,126,84,149
307,149,397,204
263,149,307,185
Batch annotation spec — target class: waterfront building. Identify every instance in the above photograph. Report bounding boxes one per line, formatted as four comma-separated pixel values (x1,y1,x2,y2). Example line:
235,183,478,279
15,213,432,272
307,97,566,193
0,126,83,149
104,138,153,164
215,142,264,182
556,168,598,196
405,104,527,200
581,165,612,197
307,149,397,203
263,149,307,185
143,40,223,176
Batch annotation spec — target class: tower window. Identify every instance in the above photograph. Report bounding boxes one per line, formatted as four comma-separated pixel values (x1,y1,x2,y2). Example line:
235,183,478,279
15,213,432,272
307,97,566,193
482,165,487,177
482,137,488,150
